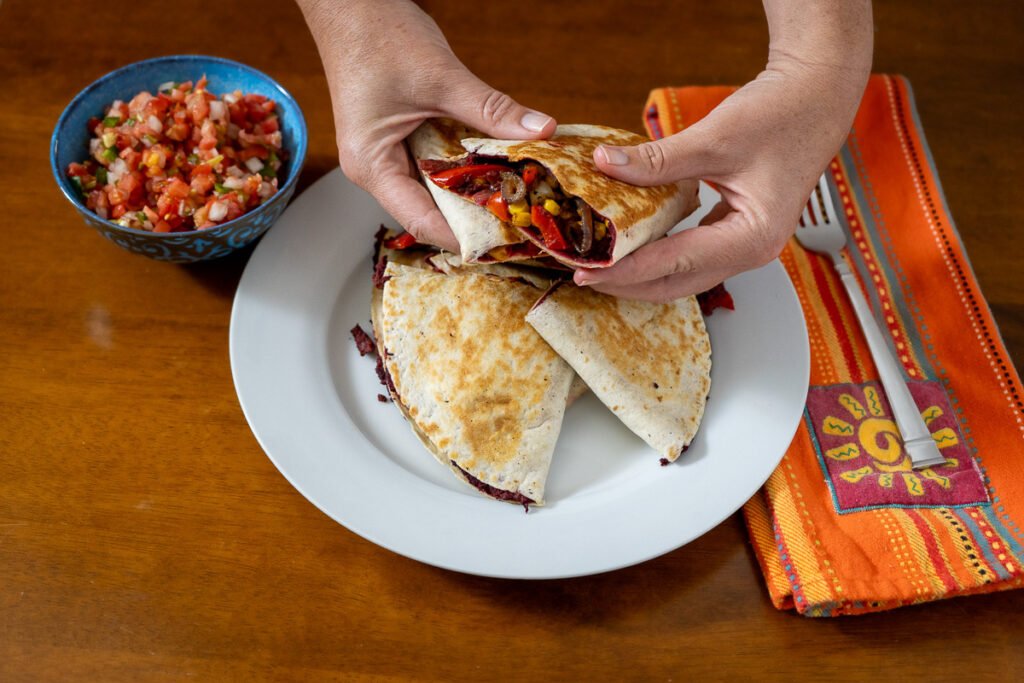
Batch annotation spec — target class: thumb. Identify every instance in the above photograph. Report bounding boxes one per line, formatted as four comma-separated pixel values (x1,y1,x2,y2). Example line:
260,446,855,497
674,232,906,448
442,72,556,140
593,124,727,187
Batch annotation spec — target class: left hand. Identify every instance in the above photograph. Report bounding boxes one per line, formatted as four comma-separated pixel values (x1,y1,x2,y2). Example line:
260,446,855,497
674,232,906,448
574,1,873,302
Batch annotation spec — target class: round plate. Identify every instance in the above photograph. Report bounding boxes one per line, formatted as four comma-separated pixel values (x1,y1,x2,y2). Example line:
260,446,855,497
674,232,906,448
230,169,809,579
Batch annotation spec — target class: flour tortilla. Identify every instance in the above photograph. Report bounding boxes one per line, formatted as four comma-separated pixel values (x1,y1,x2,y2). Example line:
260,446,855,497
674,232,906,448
376,263,576,506
461,124,700,268
408,119,529,263
526,283,711,461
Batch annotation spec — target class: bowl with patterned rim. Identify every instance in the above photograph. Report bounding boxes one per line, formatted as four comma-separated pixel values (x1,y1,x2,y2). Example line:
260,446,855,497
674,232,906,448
50,54,307,263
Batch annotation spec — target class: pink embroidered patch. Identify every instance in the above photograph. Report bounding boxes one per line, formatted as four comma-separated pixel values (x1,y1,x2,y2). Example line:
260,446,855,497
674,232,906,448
806,381,989,512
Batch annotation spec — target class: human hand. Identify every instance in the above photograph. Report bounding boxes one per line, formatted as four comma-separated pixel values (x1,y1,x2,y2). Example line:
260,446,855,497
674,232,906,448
575,1,873,302
298,0,556,250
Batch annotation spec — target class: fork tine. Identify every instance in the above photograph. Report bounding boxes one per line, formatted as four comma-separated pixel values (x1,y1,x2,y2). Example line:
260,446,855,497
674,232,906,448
809,183,826,226
800,205,812,227
818,173,839,225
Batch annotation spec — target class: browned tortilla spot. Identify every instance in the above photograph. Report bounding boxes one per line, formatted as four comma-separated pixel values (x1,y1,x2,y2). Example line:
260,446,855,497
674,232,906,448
504,131,679,231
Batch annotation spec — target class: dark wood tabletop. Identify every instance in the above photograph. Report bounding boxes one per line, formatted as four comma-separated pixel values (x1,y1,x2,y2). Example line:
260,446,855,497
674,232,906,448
2,1,1022,680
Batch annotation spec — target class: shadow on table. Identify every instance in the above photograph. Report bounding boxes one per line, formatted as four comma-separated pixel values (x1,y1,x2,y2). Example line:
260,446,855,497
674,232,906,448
413,516,750,627
177,156,339,300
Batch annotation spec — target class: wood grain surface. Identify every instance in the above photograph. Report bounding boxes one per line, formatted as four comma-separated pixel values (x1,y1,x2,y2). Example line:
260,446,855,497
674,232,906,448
1,1,1022,680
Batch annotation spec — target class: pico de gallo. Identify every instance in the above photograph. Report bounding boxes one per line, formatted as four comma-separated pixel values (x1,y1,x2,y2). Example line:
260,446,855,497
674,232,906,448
66,77,284,232
420,157,613,262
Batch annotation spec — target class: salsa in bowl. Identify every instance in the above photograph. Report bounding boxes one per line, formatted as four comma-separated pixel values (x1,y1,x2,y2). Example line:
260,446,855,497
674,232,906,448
51,55,307,263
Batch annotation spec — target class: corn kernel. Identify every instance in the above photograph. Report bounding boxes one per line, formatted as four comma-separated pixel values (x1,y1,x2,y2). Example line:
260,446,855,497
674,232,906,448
594,221,608,241
543,199,560,215
512,212,532,227
508,200,529,215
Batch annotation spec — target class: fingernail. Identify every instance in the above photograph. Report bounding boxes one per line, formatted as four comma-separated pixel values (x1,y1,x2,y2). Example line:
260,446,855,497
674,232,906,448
574,270,598,286
520,111,552,133
597,145,629,166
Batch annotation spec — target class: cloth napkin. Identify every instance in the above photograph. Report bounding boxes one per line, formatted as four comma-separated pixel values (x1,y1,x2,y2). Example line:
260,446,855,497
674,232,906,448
645,75,1024,616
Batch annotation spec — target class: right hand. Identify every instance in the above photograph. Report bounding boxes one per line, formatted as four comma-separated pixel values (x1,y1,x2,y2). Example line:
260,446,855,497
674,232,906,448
298,0,556,250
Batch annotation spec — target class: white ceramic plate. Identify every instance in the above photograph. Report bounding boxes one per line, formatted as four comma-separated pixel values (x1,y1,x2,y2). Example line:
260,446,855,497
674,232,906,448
230,169,809,579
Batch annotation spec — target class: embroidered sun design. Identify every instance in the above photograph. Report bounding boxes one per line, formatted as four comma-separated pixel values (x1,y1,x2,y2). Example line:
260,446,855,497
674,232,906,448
806,381,989,512
821,386,958,496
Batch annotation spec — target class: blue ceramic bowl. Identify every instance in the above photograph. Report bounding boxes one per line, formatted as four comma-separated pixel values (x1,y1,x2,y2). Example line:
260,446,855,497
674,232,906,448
51,55,307,263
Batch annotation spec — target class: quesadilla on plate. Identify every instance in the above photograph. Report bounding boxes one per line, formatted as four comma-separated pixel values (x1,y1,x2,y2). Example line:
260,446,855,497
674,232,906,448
411,119,700,268
373,261,576,507
526,283,711,463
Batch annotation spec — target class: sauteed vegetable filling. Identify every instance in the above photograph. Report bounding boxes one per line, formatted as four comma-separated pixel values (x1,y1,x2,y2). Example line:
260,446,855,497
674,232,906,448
422,158,613,261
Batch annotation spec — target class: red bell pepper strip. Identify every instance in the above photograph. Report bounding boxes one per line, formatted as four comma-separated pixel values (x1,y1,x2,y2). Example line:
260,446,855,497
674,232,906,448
530,205,568,251
383,232,418,249
485,191,510,221
428,164,507,190
521,163,542,188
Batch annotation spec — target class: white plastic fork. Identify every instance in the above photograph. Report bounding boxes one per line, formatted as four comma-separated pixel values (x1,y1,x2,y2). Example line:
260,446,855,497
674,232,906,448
794,173,946,470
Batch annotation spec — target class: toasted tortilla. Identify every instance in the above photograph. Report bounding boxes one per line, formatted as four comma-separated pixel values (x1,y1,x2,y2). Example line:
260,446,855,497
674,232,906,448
408,119,530,263
375,263,576,506
525,283,711,462
372,228,589,409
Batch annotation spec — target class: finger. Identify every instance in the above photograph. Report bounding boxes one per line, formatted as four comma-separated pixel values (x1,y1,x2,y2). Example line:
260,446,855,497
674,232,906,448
442,73,556,140
369,172,459,252
587,268,733,303
574,209,783,291
593,123,729,187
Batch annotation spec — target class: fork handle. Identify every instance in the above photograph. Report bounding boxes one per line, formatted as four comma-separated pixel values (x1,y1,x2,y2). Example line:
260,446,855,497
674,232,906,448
832,258,933,448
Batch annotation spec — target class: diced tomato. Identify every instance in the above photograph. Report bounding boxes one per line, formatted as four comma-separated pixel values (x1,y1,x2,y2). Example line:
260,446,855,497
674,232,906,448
67,162,90,178
259,117,279,134
164,177,190,201
190,173,215,195
110,203,127,219
165,120,190,141
117,172,144,205
530,205,568,251
428,164,507,190
153,219,172,233
238,146,269,161
485,192,510,222
383,232,419,250
186,91,210,125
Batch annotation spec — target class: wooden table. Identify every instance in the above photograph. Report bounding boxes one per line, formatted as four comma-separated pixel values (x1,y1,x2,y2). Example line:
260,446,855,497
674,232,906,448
3,1,1022,679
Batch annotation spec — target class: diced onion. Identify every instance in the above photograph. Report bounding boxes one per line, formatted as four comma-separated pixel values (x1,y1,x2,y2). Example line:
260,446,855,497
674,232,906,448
244,156,264,173
208,201,228,222
108,158,128,184
147,115,163,134
157,81,176,93
223,176,245,190
209,100,227,122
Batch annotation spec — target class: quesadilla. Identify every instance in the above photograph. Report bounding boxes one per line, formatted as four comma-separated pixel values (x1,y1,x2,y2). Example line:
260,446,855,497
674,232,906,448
525,283,711,463
373,261,576,507
408,119,540,263
410,119,700,268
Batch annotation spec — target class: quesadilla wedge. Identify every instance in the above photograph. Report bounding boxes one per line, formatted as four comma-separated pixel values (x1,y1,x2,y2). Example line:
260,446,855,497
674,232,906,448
374,262,576,507
525,283,711,462
412,120,700,268
372,227,589,409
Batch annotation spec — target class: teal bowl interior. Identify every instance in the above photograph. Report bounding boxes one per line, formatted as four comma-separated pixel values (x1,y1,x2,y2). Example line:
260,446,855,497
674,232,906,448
51,55,307,263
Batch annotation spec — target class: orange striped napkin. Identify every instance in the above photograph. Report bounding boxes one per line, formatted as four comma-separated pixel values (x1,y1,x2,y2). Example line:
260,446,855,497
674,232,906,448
645,75,1024,616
